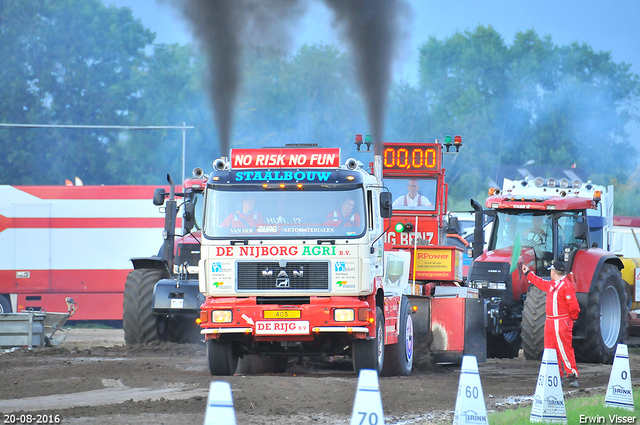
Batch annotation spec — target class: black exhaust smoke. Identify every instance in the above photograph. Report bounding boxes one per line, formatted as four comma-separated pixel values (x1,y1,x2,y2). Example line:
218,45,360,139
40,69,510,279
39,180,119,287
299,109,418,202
323,0,409,154
165,0,407,156
166,0,306,156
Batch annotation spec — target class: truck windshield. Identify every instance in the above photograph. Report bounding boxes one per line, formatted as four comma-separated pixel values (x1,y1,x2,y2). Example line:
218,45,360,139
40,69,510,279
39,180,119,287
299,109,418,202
203,188,366,239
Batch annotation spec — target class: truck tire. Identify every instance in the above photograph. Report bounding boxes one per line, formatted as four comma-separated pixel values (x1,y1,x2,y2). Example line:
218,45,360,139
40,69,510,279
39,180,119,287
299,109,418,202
207,339,238,376
522,285,546,360
382,296,414,376
0,294,12,313
486,330,521,359
123,269,162,344
574,264,627,364
352,306,385,375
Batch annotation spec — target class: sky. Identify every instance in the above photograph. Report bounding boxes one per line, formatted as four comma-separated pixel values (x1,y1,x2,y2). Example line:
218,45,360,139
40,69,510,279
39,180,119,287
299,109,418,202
103,0,640,143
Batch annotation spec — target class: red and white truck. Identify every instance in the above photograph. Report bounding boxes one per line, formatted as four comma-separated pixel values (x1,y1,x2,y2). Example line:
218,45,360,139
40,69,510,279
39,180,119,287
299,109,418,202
197,141,484,376
0,184,165,321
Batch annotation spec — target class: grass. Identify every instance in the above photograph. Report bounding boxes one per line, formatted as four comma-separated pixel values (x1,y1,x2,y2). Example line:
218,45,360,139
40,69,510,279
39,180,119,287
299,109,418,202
486,388,639,424
482,347,640,424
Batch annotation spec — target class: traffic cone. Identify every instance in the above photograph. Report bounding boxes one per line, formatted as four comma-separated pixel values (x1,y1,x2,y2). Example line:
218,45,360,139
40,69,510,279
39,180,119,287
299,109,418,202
204,381,236,425
530,348,567,424
604,343,635,411
350,369,385,425
453,355,488,425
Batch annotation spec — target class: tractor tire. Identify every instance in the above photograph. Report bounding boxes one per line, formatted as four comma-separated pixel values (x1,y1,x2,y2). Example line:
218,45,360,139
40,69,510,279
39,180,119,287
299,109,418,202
574,264,627,364
123,269,162,345
0,294,12,313
522,285,546,360
382,296,414,376
486,329,521,359
207,339,238,376
352,306,385,375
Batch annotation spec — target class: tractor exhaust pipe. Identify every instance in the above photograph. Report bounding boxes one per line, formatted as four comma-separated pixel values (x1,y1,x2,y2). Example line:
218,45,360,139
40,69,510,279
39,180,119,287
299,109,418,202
470,199,485,260
162,174,178,273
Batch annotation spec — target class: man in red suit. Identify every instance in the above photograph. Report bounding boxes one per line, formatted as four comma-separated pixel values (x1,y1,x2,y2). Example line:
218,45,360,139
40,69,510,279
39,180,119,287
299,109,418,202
522,261,581,387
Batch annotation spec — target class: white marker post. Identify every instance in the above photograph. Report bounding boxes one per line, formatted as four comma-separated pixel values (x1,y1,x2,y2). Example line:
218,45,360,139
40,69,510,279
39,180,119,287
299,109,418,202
204,381,237,425
604,343,635,411
350,369,385,425
453,355,488,425
530,348,567,424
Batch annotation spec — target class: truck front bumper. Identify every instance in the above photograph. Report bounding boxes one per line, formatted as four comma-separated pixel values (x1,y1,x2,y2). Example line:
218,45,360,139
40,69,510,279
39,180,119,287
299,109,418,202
199,295,374,339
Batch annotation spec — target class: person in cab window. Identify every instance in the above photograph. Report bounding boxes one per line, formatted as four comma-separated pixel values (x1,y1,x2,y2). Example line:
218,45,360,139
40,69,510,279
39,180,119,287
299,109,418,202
324,197,361,227
220,197,265,229
392,179,433,209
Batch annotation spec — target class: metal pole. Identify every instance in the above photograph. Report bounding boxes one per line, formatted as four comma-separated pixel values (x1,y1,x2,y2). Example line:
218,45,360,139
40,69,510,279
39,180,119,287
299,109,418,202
0,123,195,184
0,123,194,130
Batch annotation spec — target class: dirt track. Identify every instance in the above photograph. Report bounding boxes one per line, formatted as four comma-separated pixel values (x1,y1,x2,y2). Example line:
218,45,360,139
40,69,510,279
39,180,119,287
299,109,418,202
0,329,638,424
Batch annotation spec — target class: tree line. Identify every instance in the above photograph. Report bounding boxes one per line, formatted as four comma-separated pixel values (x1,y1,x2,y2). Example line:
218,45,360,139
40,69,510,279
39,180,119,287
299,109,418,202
1,0,638,213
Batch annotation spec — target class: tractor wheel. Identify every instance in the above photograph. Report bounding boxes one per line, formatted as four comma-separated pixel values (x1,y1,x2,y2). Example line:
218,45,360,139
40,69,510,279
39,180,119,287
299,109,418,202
123,269,162,344
0,294,12,313
382,296,414,376
574,264,627,364
352,306,385,375
522,285,546,360
486,329,521,359
207,339,238,376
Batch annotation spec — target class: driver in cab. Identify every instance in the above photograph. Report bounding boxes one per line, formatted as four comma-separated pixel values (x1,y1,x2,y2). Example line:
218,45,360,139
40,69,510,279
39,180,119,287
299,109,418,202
325,197,361,228
220,197,265,231
392,179,433,210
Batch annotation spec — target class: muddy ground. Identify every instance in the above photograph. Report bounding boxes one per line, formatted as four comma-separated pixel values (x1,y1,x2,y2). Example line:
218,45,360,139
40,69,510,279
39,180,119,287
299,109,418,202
0,329,638,424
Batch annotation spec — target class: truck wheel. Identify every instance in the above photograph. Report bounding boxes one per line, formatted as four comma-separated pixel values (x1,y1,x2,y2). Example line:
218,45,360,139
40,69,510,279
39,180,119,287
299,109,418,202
522,285,546,360
0,295,12,313
382,296,413,376
486,330,521,359
352,306,385,375
123,269,162,344
574,264,627,364
207,339,238,376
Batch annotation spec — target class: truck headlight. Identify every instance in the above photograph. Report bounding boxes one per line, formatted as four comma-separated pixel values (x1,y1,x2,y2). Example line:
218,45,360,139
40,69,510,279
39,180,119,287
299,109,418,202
334,308,355,322
488,282,507,290
212,310,233,323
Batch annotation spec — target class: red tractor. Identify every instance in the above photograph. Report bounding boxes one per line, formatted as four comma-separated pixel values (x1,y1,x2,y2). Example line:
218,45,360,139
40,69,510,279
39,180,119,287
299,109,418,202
123,169,206,344
468,178,629,363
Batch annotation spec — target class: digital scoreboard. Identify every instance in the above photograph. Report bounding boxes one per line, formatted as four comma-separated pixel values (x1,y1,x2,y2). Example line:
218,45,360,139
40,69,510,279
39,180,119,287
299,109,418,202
382,143,441,175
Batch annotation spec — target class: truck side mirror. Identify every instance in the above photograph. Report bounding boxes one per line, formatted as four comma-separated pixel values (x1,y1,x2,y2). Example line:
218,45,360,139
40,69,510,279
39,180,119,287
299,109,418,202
574,222,587,240
380,192,393,218
183,202,196,232
153,188,166,206
447,216,460,234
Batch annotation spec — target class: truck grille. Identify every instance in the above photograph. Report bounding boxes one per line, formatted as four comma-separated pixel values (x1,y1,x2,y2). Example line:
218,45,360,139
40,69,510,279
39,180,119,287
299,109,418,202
237,261,330,291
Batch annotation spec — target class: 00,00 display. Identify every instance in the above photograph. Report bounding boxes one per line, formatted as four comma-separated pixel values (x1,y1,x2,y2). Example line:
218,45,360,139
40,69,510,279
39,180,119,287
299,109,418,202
382,146,439,172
